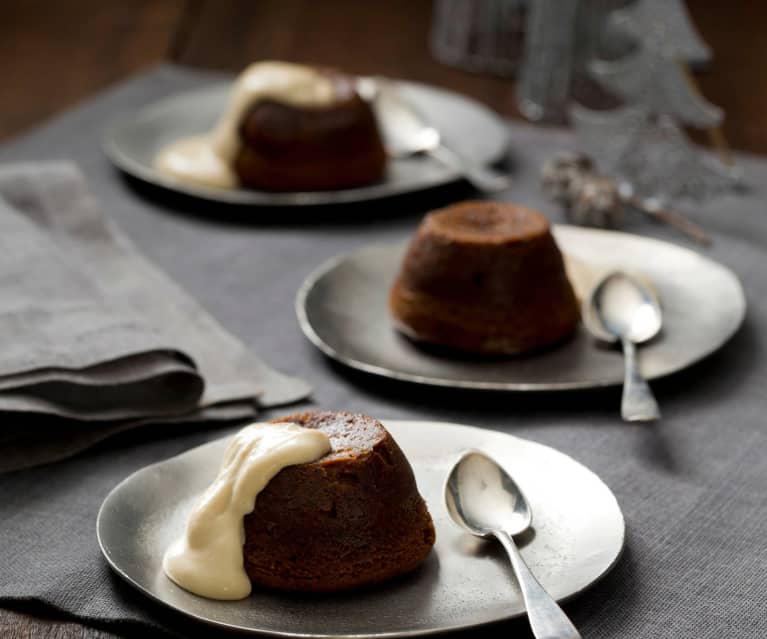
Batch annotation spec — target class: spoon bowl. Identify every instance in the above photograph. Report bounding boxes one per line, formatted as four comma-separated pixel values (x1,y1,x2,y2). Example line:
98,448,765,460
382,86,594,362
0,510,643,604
445,450,531,537
590,272,662,344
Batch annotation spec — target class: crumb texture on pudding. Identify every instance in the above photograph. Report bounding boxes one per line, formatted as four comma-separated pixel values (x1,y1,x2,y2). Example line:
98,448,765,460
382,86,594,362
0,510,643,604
425,200,550,243
242,411,436,592
389,201,580,355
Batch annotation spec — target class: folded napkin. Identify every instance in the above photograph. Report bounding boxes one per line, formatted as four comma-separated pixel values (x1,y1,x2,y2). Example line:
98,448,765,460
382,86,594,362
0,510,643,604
0,162,311,473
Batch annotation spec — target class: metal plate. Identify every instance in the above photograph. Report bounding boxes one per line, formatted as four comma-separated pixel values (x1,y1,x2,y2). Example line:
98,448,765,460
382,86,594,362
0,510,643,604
103,79,508,206
97,420,625,637
296,226,746,390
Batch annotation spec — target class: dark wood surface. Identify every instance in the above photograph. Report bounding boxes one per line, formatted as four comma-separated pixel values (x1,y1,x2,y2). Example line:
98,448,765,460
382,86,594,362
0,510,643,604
3,1,767,151
2,0,185,143
1,1,765,637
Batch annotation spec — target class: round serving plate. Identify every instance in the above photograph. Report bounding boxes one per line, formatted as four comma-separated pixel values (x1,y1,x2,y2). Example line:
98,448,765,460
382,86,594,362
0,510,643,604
103,79,508,206
296,226,746,391
97,420,625,637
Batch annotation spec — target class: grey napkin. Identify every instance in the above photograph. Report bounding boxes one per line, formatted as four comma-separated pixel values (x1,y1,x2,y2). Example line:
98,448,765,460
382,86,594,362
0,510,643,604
0,65,765,639
0,162,310,472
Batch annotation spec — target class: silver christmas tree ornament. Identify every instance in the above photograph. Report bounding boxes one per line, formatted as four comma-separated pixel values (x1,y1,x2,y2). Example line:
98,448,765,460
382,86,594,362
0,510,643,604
604,0,712,65
571,105,738,203
574,0,740,204
588,0,722,129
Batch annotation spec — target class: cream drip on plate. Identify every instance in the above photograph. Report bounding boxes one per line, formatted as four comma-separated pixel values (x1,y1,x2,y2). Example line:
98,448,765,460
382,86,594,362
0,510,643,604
162,421,331,600
154,61,336,189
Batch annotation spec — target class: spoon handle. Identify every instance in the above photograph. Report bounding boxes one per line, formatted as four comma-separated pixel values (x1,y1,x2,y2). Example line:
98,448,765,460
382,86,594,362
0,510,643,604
495,531,582,639
621,339,661,422
427,144,512,193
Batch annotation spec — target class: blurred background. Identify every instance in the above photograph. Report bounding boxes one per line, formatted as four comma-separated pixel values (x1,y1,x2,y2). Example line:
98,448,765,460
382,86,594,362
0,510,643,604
3,0,765,152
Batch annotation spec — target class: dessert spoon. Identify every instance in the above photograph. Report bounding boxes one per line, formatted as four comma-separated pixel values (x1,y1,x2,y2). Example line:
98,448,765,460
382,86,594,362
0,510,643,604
366,79,512,193
445,450,582,639
585,271,662,422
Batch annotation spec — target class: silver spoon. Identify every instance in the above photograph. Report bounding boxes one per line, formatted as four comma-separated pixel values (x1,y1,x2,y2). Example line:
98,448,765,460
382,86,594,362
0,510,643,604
364,78,512,193
585,271,662,422
445,450,582,639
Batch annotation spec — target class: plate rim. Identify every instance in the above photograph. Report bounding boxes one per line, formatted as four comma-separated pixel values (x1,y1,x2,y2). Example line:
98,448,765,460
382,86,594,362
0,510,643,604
295,226,747,391
97,419,626,638
102,77,509,207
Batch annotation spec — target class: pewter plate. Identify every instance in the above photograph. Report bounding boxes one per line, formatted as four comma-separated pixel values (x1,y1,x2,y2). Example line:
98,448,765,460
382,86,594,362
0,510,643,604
97,420,625,637
296,226,746,390
103,79,508,206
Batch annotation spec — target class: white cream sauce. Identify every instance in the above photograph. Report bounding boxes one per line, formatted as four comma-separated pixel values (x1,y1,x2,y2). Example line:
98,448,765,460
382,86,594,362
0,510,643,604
162,421,331,600
154,61,336,188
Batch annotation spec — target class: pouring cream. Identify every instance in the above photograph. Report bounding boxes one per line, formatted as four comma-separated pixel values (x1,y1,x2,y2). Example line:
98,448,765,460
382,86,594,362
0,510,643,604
162,421,331,600
154,61,336,189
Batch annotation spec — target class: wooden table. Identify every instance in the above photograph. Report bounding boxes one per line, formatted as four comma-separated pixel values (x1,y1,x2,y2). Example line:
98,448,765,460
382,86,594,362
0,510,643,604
1,1,765,636
3,0,767,152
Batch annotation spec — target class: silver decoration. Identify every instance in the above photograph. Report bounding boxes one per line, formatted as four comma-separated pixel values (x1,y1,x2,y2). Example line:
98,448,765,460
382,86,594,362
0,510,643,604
541,151,624,227
570,174,624,227
572,104,737,202
540,149,713,244
516,0,580,122
540,150,594,204
589,51,723,129
430,0,713,123
515,0,651,123
605,0,712,64
590,0,722,128
576,0,739,203
430,0,630,120
430,0,528,76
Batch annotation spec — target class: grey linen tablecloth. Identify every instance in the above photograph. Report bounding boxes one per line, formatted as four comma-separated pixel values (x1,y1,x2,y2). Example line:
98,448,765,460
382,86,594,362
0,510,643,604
0,65,765,638
0,162,310,473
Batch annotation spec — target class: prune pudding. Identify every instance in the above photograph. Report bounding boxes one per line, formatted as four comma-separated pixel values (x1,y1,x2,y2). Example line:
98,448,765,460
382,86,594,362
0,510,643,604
389,201,580,355
154,61,386,192
163,411,435,599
